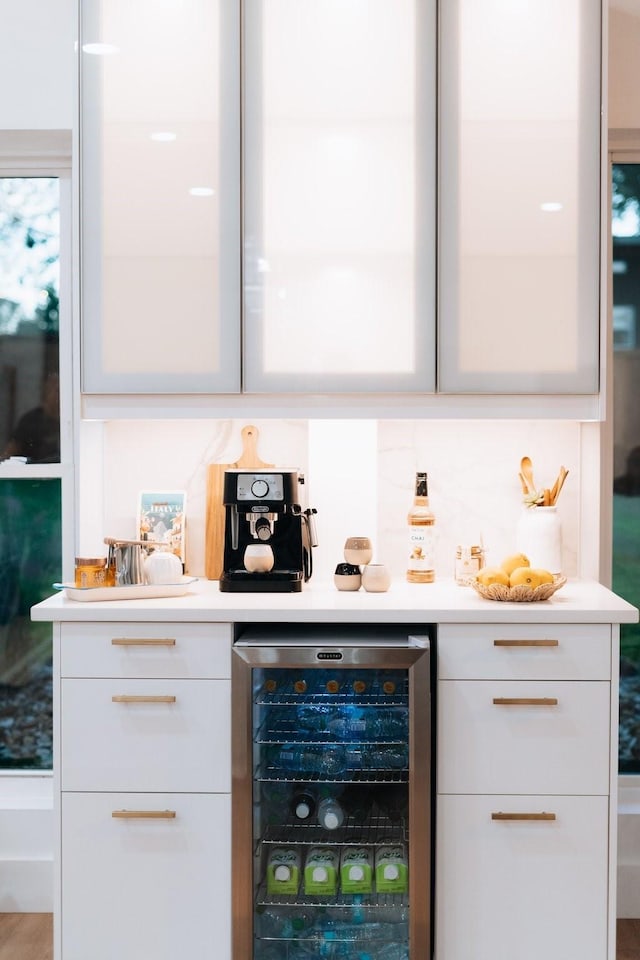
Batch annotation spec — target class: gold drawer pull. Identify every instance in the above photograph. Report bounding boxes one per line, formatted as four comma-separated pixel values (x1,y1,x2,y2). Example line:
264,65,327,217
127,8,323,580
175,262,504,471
111,695,177,703
493,697,558,706
494,639,559,648
492,812,556,822
111,637,176,647
112,809,176,819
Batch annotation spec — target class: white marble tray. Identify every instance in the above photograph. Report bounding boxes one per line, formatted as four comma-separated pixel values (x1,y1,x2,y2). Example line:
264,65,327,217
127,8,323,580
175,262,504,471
53,577,198,602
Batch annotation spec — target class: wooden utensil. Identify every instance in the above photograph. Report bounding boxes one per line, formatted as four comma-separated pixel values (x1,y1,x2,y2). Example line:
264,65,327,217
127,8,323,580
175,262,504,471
520,456,536,494
550,467,569,505
204,425,274,580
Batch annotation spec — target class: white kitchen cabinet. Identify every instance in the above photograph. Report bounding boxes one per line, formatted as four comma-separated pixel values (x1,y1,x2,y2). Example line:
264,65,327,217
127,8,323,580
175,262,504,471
436,794,609,960
242,0,436,393
57,621,232,960
435,622,616,960
61,677,230,792
78,0,604,401
61,792,230,960
79,0,241,393
438,0,602,394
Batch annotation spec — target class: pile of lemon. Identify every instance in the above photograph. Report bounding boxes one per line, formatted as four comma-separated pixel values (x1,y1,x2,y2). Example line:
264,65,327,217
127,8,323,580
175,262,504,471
476,553,554,590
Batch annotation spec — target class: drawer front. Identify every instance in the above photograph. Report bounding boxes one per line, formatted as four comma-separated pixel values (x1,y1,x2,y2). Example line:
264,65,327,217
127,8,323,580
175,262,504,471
61,792,230,960
438,680,610,795
438,623,611,680
60,621,232,679
62,678,230,792
435,794,608,960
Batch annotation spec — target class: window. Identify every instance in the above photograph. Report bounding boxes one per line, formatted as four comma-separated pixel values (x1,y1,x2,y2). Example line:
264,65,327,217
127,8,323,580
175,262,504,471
0,159,69,770
611,161,640,774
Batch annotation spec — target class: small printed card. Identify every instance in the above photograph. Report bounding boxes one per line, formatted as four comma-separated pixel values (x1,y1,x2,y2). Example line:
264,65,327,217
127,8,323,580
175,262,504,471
137,490,186,564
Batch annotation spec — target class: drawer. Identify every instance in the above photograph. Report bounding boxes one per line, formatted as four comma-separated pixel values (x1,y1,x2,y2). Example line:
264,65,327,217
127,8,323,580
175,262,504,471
437,623,611,680
61,678,230,792
435,793,608,960
61,792,230,960
437,680,610,795
60,621,232,679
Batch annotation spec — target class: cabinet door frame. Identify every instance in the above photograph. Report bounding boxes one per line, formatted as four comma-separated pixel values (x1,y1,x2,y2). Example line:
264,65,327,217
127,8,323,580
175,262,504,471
437,0,603,395
241,0,437,394
79,0,241,394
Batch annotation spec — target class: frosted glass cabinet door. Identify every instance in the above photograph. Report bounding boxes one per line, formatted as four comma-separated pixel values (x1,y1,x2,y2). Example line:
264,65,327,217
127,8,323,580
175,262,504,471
243,0,436,393
80,0,240,393
439,0,602,394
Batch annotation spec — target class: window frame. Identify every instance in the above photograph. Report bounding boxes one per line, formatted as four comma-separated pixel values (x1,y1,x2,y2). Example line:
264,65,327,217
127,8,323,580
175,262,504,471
0,131,74,783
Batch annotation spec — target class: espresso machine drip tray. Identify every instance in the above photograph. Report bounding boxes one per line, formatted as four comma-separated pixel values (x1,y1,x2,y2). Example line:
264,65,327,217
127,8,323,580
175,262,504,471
220,569,304,593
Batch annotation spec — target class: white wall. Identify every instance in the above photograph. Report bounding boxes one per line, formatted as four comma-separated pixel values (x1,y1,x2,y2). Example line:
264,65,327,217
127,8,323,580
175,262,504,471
87,418,589,584
0,0,75,130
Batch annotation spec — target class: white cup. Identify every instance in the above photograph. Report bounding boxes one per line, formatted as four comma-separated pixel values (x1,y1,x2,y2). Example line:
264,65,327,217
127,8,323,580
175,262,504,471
244,544,275,573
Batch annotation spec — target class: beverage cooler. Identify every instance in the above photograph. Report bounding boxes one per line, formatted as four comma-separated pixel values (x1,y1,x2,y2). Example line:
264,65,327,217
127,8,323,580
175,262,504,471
232,624,433,960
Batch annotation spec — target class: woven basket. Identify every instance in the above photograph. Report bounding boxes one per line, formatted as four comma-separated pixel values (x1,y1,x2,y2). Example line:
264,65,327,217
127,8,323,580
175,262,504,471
469,575,567,603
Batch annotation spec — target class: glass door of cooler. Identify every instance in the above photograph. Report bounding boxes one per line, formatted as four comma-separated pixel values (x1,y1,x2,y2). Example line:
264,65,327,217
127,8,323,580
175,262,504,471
232,629,432,960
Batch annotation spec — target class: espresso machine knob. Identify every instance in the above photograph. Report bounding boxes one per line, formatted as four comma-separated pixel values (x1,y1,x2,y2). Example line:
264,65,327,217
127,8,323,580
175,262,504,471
251,478,270,498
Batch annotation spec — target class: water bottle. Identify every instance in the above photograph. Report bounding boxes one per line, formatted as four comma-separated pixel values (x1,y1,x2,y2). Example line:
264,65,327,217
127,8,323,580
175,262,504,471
317,796,345,830
370,709,408,740
277,744,345,777
291,789,317,821
328,709,408,741
257,905,316,939
327,711,368,740
296,703,335,733
366,743,409,770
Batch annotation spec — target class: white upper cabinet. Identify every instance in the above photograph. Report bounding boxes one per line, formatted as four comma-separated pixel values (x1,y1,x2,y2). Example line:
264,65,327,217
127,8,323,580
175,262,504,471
78,0,603,402
80,0,241,393
242,0,436,393
438,0,602,394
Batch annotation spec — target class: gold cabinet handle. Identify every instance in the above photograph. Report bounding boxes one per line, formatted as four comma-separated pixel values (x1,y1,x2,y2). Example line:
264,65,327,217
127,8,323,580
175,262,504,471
492,812,556,821
111,695,177,703
493,639,559,648
493,697,558,706
112,809,176,819
111,637,176,647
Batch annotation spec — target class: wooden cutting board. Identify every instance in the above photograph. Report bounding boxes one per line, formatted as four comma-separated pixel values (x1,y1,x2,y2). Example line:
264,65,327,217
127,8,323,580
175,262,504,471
204,425,274,580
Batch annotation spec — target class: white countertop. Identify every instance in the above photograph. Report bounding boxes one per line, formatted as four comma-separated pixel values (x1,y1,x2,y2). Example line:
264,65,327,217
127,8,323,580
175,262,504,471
30,577,639,624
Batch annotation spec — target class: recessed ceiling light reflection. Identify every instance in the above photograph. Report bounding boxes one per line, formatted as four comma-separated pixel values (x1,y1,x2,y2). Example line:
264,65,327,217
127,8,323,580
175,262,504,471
82,42,119,55
151,132,177,142
540,202,563,212
189,187,215,197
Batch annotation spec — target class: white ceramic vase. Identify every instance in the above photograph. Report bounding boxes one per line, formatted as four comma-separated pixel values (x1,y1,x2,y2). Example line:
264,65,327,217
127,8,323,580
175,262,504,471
516,506,562,575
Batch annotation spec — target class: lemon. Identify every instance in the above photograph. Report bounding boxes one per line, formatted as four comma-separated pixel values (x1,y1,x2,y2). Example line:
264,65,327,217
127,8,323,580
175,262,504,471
530,568,554,585
509,566,543,588
477,567,510,587
501,553,530,577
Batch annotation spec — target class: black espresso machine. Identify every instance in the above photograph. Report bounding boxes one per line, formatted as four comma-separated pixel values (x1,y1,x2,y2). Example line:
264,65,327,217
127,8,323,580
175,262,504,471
219,470,318,592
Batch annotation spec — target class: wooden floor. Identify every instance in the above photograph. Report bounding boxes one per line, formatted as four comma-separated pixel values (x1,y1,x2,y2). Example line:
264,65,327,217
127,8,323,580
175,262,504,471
0,914,638,958
0,914,52,960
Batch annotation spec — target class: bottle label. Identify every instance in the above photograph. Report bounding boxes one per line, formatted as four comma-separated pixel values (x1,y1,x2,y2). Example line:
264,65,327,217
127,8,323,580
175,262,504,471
408,526,435,571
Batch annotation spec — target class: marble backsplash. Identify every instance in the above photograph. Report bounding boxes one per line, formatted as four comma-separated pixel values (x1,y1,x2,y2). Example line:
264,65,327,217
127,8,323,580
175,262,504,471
81,418,589,584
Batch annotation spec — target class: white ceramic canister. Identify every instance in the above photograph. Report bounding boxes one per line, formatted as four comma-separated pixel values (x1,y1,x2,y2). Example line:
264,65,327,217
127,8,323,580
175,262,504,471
144,548,183,584
516,506,562,575
361,563,391,593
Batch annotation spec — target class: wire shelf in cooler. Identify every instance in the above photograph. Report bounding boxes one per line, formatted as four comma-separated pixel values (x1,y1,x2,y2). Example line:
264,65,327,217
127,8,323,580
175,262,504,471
255,882,409,913
256,766,409,785
259,815,407,848
256,691,408,709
